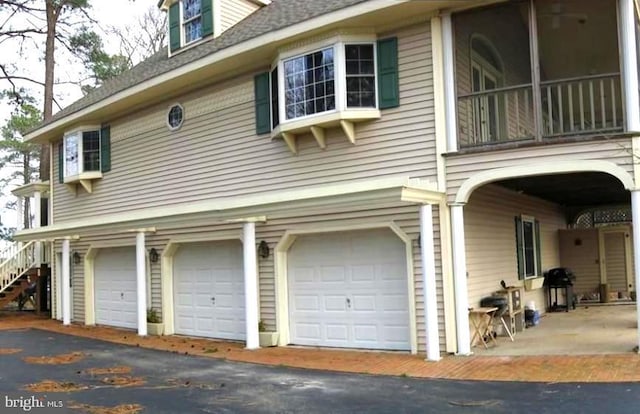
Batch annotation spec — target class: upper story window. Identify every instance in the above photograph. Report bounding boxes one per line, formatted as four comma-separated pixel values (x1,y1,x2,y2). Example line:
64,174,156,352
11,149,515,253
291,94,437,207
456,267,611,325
254,35,399,154
283,47,336,120
64,129,101,178
59,125,111,193
169,0,213,54
183,0,202,45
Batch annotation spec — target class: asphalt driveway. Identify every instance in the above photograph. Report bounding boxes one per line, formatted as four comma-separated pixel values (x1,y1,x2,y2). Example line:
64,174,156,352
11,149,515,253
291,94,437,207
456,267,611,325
0,329,639,414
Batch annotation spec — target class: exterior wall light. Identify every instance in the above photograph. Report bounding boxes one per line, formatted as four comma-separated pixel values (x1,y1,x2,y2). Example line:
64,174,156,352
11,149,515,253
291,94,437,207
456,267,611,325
149,248,159,263
72,252,81,265
258,241,270,259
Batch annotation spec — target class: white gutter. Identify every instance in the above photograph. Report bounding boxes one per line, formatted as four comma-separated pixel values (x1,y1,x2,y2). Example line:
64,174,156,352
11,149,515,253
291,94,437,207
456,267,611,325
25,0,410,142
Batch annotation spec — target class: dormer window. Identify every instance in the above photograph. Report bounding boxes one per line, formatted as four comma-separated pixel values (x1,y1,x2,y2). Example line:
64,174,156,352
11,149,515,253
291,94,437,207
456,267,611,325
168,0,213,54
183,0,202,44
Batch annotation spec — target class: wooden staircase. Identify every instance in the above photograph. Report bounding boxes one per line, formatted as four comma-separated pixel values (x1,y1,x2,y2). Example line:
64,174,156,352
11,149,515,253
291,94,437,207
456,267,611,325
0,269,39,309
0,241,39,310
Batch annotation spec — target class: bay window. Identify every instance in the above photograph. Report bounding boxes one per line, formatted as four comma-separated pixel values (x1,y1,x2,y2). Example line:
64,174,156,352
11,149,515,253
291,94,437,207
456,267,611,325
59,125,111,193
255,34,398,153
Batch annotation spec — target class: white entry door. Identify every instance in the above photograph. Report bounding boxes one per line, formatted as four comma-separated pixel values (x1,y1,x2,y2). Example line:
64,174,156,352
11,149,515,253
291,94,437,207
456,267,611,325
173,241,245,340
288,229,410,350
94,247,137,329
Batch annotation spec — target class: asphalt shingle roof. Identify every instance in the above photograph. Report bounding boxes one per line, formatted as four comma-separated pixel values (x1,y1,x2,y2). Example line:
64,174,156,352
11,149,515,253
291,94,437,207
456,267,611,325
42,0,370,129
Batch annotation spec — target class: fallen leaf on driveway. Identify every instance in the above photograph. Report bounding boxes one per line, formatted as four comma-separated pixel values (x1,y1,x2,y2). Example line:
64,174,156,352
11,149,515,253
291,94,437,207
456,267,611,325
83,366,132,375
100,376,145,387
68,402,144,414
23,380,87,392
23,351,84,365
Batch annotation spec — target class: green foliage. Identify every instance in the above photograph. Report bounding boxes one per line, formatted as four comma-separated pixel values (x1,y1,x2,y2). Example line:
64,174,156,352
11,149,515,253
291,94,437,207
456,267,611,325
0,90,41,238
70,27,132,94
147,308,161,323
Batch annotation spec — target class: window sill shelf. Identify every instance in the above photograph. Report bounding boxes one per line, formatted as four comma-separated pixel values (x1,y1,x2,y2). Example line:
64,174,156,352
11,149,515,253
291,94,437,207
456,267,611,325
271,109,381,154
64,171,102,194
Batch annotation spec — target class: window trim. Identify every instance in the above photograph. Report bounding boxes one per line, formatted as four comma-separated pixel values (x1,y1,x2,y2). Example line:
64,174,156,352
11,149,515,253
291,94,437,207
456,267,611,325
271,34,379,129
166,103,185,131
519,214,539,279
62,125,103,184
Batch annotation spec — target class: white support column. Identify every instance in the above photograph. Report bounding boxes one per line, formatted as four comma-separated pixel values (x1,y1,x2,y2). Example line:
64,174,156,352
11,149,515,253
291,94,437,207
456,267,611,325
420,204,441,361
16,196,23,231
442,13,458,152
621,0,640,131
243,222,260,350
136,231,148,336
61,239,71,326
34,191,41,265
450,204,471,355
631,191,640,352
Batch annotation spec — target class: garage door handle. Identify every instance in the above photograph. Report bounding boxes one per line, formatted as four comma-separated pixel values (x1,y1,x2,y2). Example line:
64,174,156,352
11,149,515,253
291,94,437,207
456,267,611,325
120,293,124,299
211,297,215,305
346,298,351,308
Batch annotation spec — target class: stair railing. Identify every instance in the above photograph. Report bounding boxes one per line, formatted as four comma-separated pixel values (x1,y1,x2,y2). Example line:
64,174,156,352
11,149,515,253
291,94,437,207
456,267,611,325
0,241,37,294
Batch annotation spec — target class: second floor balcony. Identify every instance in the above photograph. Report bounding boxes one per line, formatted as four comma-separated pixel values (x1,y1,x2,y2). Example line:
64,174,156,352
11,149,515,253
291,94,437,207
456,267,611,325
454,0,628,150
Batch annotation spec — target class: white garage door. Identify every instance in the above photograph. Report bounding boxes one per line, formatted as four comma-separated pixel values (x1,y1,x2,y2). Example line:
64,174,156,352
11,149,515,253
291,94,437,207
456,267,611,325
173,241,245,340
94,247,137,329
288,229,410,350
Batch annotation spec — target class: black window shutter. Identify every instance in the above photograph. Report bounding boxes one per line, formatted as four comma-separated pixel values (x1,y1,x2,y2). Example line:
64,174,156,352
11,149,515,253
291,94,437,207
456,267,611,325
201,0,213,37
515,216,524,280
534,219,542,276
377,37,399,109
254,72,271,135
58,141,64,184
169,3,181,53
100,125,111,173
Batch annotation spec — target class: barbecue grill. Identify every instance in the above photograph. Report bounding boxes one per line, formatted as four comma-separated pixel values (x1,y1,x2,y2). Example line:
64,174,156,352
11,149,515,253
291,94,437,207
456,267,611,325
544,267,575,312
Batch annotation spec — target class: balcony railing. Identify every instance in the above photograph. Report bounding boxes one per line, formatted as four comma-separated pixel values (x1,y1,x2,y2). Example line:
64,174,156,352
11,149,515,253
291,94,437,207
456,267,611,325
458,84,535,148
457,73,624,149
541,73,623,138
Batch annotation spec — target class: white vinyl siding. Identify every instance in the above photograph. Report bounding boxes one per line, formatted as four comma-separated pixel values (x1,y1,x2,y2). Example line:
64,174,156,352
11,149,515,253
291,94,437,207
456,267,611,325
52,24,436,223
446,138,634,203
220,0,259,33
464,184,566,312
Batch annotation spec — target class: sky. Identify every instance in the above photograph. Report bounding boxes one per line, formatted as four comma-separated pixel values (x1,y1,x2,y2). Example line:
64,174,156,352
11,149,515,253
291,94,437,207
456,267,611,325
1,0,157,124
0,0,162,230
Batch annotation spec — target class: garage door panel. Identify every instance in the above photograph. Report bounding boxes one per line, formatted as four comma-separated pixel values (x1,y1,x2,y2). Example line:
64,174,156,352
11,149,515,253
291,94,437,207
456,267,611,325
352,295,376,311
293,295,319,311
353,325,378,342
289,229,410,351
294,322,322,340
174,241,245,340
326,324,349,341
382,294,408,311
320,266,346,282
94,248,137,330
324,295,348,311
352,265,375,281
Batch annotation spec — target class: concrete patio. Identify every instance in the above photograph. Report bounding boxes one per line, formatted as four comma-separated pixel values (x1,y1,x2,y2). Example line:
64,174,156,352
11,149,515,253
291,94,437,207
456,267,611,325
475,303,638,356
